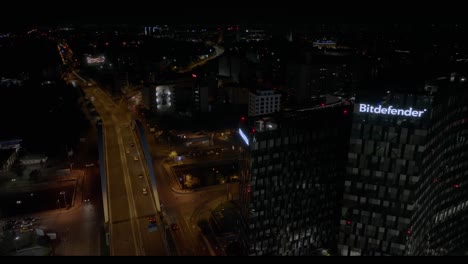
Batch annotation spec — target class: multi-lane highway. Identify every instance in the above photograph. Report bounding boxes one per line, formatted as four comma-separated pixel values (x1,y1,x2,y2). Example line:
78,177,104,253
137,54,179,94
83,86,168,256
72,60,236,256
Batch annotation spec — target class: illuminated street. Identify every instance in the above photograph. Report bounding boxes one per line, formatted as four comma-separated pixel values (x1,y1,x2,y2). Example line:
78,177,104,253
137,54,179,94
82,84,167,256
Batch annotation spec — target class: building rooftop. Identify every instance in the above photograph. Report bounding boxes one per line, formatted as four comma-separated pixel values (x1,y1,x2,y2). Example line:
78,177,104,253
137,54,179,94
242,100,352,134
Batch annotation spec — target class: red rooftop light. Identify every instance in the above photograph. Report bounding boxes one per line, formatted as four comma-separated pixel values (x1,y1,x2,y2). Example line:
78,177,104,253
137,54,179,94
192,74,197,78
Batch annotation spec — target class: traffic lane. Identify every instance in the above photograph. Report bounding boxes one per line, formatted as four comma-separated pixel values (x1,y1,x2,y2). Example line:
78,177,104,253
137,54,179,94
121,132,170,255
101,106,141,255
163,205,194,256
137,216,168,256
124,147,169,255
173,209,205,256
105,131,140,255
105,125,132,223
152,162,199,256
153,162,178,207
164,197,213,256
98,89,167,256
90,85,178,255
111,221,138,256
121,129,155,216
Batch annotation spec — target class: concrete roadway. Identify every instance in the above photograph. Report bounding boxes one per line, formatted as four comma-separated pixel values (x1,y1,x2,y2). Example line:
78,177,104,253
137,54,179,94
142,121,239,256
83,87,167,256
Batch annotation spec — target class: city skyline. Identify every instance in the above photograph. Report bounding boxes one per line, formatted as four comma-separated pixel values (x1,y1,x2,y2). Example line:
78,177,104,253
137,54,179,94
1,18,468,256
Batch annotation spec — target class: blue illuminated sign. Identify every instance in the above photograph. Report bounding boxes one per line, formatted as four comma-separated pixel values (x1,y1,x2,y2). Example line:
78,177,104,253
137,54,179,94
239,128,249,146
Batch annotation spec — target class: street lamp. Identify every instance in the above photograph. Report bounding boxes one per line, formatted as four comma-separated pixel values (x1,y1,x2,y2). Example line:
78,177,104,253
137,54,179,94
14,236,19,252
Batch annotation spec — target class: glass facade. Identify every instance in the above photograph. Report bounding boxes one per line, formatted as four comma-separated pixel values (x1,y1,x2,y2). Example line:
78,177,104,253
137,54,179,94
239,107,351,255
339,82,468,256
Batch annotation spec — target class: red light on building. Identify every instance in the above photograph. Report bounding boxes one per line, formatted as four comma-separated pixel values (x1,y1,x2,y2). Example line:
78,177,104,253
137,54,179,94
191,74,197,78
321,103,325,107
406,229,412,235
241,116,246,122
346,220,352,225
343,109,348,114
251,128,256,133
454,184,460,188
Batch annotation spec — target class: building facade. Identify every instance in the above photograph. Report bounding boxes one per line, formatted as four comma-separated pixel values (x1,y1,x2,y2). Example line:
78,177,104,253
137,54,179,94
338,76,468,256
238,105,352,255
193,80,210,113
0,148,19,172
248,89,281,117
141,84,176,114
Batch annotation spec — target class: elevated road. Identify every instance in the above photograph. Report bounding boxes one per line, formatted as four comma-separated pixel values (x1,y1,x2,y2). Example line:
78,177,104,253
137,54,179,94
83,85,168,256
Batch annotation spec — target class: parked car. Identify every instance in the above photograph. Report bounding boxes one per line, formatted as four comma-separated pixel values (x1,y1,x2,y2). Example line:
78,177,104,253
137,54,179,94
170,223,179,231
142,188,148,195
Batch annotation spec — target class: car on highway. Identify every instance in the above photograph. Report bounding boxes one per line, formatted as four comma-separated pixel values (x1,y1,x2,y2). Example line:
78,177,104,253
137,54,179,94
142,188,148,195
138,174,144,179
170,223,179,231
130,143,135,147
133,156,139,161
149,216,157,224
126,149,130,154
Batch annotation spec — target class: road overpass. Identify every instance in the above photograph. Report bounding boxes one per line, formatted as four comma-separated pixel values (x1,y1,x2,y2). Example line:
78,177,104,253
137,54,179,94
79,79,168,256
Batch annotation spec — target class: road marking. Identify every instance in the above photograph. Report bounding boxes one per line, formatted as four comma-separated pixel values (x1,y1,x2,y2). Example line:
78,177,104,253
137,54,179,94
113,114,144,256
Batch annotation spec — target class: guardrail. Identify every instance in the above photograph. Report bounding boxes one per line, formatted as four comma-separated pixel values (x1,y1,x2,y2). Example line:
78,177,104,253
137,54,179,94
134,119,161,212
97,122,109,225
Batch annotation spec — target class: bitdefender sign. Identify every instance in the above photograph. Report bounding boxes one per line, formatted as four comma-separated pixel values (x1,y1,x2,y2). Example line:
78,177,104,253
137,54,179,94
359,104,427,117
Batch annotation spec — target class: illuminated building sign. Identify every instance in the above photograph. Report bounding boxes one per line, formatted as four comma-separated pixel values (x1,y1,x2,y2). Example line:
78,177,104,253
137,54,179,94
359,104,427,117
239,128,249,146
86,55,105,65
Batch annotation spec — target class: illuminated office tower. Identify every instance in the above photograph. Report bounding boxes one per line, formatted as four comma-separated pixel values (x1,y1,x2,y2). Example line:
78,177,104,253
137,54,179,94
248,89,281,117
339,75,468,256
238,104,352,255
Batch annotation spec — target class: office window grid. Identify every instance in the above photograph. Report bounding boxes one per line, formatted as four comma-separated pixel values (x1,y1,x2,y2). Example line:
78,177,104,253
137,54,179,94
340,93,468,256
241,120,349,255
